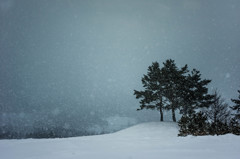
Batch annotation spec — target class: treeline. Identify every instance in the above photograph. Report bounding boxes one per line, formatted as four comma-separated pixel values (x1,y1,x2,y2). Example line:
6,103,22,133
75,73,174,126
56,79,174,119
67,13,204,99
134,59,240,136
0,126,104,139
0,109,108,139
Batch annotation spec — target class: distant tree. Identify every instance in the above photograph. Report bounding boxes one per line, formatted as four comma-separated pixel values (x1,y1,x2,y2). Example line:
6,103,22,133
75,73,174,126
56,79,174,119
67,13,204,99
134,62,166,121
205,90,231,135
161,59,188,122
231,89,240,120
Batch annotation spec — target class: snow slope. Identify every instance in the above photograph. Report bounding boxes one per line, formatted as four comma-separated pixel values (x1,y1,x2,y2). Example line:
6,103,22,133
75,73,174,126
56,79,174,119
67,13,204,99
0,122,239,159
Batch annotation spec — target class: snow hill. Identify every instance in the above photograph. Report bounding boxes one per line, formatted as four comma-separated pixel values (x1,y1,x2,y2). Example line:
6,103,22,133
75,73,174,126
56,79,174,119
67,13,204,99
0,122,239,159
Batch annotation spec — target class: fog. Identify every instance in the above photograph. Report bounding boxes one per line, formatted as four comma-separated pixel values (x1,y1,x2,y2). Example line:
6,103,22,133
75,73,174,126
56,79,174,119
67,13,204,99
0,0,240,137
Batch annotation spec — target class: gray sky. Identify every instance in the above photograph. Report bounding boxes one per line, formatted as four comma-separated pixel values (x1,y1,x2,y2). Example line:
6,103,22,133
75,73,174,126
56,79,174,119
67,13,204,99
0,0,240,131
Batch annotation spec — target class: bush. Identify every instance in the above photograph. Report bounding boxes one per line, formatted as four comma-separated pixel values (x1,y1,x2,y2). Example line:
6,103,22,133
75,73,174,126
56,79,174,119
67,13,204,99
178,112,209,136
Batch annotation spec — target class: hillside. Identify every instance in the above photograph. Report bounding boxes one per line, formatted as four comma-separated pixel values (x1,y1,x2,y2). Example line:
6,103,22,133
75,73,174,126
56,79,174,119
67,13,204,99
0,122,239,159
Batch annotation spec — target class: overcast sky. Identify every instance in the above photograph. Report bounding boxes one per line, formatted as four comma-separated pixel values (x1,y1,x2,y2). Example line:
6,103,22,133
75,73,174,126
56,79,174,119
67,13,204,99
0,0,240,129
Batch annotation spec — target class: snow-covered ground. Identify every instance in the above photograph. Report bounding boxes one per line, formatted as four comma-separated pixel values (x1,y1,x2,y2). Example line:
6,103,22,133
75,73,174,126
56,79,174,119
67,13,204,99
0,122,239,159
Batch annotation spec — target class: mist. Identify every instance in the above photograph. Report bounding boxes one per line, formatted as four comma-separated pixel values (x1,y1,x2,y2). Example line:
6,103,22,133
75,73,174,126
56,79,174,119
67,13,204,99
0,0,240,138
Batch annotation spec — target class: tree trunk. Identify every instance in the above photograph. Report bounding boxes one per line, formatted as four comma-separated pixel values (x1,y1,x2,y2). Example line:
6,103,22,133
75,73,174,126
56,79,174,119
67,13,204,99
159,97,164,121
171,106,176,122
160,107,163,121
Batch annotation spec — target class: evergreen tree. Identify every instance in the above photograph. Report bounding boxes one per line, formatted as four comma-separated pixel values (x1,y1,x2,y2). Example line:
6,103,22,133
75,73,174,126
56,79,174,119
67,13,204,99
134,62,166,121
229,118,240,135
231,89,240,120
178,115,190,136
161,59,188,122
191,112,209,136
178,112,209,136
229,89,240,135
181,69,213,116
134,59,212,124
206,90,231,135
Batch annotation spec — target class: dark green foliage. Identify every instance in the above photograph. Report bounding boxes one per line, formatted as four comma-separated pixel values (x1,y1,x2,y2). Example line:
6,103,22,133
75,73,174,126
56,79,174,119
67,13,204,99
178,115,240,137
178,115,189,136
134,60,188,122
178,112,209,136
134,59,213,122
179,90,240,136
206,90,231,135
181,69,213,116
229,118,240,135
161,59,189,122
134,62,166,121
231,90,240,120
229,89,240,135
208,121,230,135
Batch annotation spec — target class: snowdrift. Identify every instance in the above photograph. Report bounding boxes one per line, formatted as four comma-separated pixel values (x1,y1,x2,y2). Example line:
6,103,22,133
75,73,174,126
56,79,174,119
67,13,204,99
0,122,239,159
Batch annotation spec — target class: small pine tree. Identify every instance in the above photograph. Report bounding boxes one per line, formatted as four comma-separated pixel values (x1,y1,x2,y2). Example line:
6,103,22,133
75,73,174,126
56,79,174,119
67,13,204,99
178,112,209,136
229,118,240,135
205,90,231,135
229,89,240,135
231,89,240,120
191,112,209,136
178,115,190,136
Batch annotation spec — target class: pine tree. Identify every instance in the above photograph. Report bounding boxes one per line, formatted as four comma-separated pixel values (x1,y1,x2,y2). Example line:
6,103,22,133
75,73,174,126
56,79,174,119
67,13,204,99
178,115,190,136
134,62,166,121
206,90,231,135
191,112,209,136
229,89,240,135
134,59,212,124
178,112,209,136
180,69,213,116
161,59,188,122
231,89,240,120
229,118,240,135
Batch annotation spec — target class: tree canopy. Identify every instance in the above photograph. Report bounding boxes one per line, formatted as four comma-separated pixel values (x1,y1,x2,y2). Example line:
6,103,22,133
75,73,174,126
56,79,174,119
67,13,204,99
134,59,213,122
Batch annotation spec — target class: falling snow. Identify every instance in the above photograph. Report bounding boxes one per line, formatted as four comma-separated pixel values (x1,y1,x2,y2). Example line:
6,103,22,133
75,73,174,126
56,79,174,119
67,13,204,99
0,0,240,138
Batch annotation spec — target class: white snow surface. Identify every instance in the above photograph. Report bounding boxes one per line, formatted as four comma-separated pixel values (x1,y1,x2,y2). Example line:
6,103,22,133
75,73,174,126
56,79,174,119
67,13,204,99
1,122,239,159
